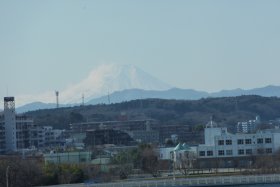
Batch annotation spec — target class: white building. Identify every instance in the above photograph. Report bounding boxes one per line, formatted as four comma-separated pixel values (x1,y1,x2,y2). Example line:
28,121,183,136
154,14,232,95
197,120,280,159
237,116,261,133
158,143,197,172
158,147,174,160
0,97,40,154
0,97,66,154
40,126,65,148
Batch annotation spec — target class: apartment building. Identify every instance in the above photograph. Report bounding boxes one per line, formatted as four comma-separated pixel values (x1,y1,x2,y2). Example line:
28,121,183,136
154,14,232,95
0,97,40,154
0,97,66,154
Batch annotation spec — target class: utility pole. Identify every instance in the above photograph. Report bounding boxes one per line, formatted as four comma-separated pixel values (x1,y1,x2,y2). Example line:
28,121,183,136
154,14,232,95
55,91,59,108
107,91,111,105
6,166,9,187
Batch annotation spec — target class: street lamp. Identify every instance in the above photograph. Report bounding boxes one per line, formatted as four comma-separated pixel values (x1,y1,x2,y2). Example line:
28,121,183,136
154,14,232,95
173,151,176,180
6,166,10,187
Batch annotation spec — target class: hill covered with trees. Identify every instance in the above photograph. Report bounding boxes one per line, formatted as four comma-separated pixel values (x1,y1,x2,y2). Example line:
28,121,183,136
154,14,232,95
25,95,280,132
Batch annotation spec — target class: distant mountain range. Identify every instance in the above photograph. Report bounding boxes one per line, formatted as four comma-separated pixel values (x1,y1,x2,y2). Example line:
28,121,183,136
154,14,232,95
12,63,280,113
16,85,280,113
87,85,280,104
14,64,171,107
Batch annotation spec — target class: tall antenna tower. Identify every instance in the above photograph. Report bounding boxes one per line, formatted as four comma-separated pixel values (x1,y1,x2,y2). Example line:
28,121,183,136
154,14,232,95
107,91,111,105
55,91,59,108
82,93,85,106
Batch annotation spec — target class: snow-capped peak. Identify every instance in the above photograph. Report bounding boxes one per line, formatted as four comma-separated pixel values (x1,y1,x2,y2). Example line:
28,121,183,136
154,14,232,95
15,64,172,106
61,63,171,103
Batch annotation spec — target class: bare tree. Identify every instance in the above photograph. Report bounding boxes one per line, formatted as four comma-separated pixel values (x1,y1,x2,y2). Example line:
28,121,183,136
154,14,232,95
177,151,196,176
0,157,43,187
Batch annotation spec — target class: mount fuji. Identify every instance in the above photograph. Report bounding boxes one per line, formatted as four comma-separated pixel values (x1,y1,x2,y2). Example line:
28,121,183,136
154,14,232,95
61,64,172,103
15,64,280,113
16,64,172,112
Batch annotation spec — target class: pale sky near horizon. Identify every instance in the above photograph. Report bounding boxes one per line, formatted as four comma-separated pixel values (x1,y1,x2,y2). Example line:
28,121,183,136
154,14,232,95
1,0,280,102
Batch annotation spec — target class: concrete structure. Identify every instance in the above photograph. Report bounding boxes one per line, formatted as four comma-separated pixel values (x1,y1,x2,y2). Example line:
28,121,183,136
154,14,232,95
158,147,174,160
3,97,17,152
0,97,66,154
69,119,158,133
159,124,193,144
84,129,136,146
70,119,160,144
158,143,197,173
0,97,40,154
236,116,261,133
197,120,280,159
129,130,159,143
70,120,195,144
41,126,66,148
127,121,159,143
173,143,196,170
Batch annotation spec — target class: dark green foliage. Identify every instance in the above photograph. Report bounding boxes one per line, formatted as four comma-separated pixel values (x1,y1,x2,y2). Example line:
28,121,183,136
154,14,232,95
0,158,43,187
69,112,84,123
165,139,175,147
193,124,204,132
42,163,85,185
26,95,280,131
0,158,87,186
110,144,159,178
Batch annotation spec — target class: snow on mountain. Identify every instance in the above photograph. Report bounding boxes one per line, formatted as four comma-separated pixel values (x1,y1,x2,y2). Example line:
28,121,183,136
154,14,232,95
60,64,172,104
15,64,172,107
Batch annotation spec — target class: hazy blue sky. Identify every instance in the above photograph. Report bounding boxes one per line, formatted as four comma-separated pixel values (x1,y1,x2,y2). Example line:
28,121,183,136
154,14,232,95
1,0,280,100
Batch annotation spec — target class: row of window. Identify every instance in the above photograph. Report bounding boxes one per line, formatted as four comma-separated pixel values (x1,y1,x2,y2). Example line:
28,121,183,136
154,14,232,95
199,150,213,156
199,148,273,157
257,138,272,144
218,138,272,145
218,140,232,145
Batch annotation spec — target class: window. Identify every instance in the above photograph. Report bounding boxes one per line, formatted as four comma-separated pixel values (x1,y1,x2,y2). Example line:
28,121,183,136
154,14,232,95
266,148,272,154
257,138,263,144
237,139,244,144
246,149,253,155
207,151,213,156
245,139,252,144
226,150,233,155
226,140,232,145
218,150,224,156
265,138,272,143
218,140,224,145
199,151,205,156
238,149,244,155
257,149,264,154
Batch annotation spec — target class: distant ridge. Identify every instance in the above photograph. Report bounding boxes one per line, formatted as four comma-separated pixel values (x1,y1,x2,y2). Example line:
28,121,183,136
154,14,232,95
16,102,70,114
17,85,280,113
211,85,280,97
87,88,208,105
14,64,172,107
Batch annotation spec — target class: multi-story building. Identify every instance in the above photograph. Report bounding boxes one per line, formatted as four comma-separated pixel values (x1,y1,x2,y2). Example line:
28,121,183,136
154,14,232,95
70,119,160,144
69,119,158,132
159,124,194,143
236,116,261,133
0,97,40,154
0,97,66,154
84,129,136,146
40,126,66,148
197,120,280,159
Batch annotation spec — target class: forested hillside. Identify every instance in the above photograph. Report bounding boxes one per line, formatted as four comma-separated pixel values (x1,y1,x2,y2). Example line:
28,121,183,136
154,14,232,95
25,95,280,132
